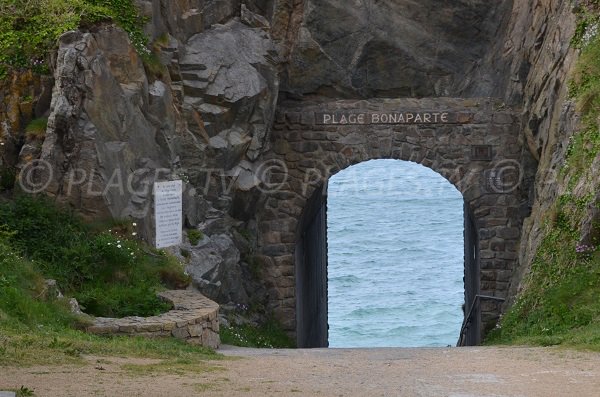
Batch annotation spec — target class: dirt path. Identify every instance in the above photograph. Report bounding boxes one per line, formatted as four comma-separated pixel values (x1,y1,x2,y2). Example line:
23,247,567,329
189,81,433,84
2,346,600,396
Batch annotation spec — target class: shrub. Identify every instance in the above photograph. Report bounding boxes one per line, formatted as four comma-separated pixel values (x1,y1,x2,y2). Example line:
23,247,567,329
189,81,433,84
187,229,204,246
0,0,149,78
0,228,78,329
0,196,189,318
0,166,16,191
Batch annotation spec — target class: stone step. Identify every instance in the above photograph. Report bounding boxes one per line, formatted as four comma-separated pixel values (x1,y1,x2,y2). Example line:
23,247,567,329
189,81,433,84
182,79,209,97
179,63,208,72
181,70,211,82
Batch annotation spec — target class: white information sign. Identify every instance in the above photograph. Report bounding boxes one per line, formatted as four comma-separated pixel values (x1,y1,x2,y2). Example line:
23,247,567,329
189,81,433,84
154,180,183,249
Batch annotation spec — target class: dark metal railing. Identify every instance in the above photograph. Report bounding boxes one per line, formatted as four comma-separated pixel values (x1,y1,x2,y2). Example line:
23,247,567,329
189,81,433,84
457,294,506,347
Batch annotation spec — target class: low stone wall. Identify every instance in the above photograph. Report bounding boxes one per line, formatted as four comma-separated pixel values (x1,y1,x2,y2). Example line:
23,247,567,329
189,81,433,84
86,290,220,349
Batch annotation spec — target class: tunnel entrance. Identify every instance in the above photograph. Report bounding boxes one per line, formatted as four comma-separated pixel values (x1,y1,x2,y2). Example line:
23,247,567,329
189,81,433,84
295,161,481,348
256,98,527,348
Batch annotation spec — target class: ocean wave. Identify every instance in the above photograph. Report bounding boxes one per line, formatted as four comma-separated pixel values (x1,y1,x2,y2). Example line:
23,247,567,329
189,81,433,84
329,275,361,284
327,159,465,347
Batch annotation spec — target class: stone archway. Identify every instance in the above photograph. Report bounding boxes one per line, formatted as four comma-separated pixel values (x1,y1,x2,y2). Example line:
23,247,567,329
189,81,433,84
255,97,529,347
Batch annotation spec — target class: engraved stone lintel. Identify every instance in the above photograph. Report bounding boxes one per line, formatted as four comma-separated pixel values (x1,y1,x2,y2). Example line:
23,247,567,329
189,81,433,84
313,111,474,125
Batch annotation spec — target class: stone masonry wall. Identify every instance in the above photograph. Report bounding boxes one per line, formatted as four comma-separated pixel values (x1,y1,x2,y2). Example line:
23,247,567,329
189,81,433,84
87,290,220,349
254,97,534,336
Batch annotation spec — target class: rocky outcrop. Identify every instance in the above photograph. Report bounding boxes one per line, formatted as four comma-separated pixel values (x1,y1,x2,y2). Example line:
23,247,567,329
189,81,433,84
39,26,172,220
10,0,596,342
281,0,514,98
493,1,581,302
178,19,280,166
0,71,53,171
36,6,279,310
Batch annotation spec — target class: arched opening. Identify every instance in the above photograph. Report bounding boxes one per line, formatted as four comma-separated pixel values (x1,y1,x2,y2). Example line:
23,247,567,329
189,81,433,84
328,160,464,347
295,160,481,348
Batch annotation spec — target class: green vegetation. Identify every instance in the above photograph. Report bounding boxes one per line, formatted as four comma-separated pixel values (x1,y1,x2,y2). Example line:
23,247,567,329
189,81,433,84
187,229,204,246
0,166,16,192
488,6,600,349
121,357,223,376
567,10,600,177
15,386,35,397
1,319,219,368
24,117,48,141
572,1,600,47
0,196,218,368
0,196,190,318
0,0,150,78
487,205,600,349
220,319,295,349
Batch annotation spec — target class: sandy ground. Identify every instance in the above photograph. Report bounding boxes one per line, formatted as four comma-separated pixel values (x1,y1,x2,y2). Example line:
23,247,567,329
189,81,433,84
2,346,600,396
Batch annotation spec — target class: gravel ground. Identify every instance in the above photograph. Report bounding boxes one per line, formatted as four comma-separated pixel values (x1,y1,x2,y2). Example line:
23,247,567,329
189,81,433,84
2,346,600,396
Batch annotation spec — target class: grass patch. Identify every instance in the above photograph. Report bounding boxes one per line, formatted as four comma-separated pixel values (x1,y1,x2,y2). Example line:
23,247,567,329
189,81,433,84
121,357,223,376
0,196,219,368
220,319,295,349
24,117,48,141
15,386,35,397
0,195,189,318
0,166,16,192
486,192,600,348
193,378,230,393
0,320,220,368
187,229,204,246
0,0,150,78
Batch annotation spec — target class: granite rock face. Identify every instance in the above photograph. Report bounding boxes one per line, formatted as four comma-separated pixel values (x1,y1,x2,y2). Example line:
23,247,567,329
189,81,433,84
0,71,52,171
39,27,172,221
6,0,596,340
184,233,245,303
179,20,280,165
493,1,585,303
282,0,514,98
33,10,279,307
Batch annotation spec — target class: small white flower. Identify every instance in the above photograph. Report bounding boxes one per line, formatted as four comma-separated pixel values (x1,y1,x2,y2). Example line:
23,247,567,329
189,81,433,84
107,243,111,246
132,223,137,227
117,244,122,249
132,232,137,236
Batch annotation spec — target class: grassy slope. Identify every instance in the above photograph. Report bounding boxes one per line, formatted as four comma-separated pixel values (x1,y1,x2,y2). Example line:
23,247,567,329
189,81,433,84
486,8,600,349
0,196,191,318
0,196,220,369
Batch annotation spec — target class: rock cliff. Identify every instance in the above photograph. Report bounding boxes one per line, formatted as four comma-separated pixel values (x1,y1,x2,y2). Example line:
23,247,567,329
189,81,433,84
0,0,596,339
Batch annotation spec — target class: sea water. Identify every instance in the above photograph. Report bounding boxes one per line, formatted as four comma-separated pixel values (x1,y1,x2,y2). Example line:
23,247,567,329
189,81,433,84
327,160,464,348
